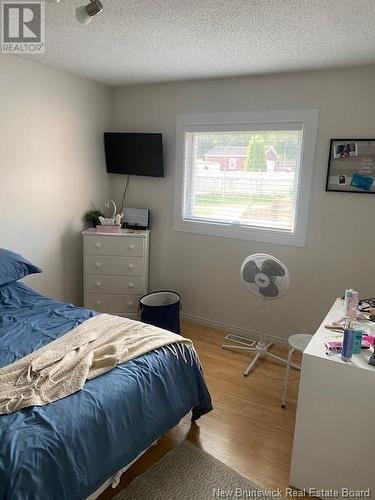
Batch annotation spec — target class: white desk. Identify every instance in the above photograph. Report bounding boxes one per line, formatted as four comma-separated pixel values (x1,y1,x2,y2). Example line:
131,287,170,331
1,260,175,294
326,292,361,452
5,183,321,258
290,299,375,498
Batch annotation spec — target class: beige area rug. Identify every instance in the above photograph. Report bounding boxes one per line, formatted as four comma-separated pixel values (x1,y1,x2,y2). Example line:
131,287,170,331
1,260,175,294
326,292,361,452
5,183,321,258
114,440,283,500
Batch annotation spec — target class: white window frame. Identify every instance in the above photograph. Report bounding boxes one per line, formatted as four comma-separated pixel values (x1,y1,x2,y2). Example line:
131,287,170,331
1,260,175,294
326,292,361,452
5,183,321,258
173,109,319,247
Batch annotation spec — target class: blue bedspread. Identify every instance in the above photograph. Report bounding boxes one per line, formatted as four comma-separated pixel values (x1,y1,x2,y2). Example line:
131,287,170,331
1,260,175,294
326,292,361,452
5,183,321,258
0,283,212,500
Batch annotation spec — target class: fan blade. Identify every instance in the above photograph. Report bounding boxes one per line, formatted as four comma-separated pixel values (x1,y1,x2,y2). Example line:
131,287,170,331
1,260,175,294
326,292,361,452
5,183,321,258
261,259,285,277
259,281,279,298
242,261,260,283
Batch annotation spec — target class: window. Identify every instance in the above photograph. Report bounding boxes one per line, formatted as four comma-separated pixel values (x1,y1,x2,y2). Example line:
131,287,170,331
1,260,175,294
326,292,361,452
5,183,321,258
174,110,319,246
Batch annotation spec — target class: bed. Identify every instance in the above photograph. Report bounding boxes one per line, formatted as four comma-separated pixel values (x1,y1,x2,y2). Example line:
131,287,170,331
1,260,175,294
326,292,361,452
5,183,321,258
0,281,212,500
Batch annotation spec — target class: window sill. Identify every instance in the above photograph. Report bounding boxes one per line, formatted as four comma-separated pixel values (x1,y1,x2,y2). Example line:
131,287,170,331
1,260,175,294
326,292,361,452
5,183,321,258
173,218,306,247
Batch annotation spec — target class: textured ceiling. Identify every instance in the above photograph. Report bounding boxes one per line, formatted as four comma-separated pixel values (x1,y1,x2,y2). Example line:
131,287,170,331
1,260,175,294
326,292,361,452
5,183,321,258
23,0,375,86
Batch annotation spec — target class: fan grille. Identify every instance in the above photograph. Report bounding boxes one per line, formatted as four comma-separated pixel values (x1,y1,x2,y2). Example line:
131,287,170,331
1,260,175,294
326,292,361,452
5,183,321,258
240,253,289,299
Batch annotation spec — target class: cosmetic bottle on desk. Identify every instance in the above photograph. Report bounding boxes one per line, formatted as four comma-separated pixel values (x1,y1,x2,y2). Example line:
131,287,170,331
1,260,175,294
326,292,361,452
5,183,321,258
341,319,355,362
341,290,362,362
352,324,363,354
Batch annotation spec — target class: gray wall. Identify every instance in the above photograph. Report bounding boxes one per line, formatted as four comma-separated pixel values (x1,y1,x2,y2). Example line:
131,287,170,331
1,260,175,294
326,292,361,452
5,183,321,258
0,55,110,304
109,66,375,339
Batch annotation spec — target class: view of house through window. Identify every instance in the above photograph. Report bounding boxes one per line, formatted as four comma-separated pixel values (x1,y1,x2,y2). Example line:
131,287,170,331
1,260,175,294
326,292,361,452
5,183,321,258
183,130,303,232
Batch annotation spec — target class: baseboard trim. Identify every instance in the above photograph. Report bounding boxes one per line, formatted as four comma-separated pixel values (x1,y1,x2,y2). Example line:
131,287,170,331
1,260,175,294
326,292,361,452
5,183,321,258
181,312,288,346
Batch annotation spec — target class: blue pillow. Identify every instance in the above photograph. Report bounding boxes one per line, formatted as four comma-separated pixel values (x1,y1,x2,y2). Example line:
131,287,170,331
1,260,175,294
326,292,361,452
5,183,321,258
0,248,42,286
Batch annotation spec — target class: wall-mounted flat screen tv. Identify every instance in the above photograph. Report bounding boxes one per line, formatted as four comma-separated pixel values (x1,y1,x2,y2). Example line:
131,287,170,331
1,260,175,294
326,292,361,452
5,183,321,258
104,132,164,177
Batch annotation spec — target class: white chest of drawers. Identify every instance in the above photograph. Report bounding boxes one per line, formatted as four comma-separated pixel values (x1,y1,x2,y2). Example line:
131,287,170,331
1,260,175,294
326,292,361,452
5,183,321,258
82,229,149,318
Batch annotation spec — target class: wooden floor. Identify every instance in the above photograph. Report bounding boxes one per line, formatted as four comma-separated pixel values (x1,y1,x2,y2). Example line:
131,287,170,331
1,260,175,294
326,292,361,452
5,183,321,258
99,320,301,499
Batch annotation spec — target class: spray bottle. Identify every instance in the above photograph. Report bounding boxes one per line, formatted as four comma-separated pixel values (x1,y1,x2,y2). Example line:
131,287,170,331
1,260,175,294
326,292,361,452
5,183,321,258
341,290,359,362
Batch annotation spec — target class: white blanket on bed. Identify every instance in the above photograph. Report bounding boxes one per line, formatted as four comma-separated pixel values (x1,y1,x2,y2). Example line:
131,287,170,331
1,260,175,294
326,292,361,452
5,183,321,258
0,314,193,415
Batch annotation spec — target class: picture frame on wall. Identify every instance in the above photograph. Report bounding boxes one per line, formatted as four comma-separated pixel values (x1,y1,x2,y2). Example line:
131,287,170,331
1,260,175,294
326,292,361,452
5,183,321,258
326,139,375,193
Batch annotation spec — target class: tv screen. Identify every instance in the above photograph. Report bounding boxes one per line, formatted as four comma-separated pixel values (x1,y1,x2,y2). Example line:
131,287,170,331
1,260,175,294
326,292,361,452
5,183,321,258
104,132,164,177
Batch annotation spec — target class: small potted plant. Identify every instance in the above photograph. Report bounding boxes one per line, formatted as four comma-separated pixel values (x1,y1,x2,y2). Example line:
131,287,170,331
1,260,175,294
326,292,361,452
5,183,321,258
84,209,103,227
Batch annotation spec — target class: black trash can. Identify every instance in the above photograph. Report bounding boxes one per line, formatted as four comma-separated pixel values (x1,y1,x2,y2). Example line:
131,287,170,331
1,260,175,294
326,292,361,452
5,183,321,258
139,291,181,334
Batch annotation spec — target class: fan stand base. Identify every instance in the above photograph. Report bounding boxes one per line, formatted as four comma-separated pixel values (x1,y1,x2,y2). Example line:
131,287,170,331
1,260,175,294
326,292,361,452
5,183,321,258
223,340,299,377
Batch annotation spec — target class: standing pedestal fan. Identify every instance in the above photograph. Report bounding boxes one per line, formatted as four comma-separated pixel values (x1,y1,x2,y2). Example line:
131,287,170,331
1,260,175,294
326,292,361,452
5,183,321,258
223,253,290,377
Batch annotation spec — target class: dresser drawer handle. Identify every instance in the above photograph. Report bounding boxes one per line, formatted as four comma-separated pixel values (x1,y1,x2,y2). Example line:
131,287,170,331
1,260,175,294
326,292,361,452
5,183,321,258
95,281,102,287
129,244,135,250
95,242,102,248
128,283,134,288
128,264,134,269
95,262,102,268
95,300,101,306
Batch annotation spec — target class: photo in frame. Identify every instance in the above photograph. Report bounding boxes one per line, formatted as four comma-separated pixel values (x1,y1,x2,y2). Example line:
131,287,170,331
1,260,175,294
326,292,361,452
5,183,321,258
326,139,375,193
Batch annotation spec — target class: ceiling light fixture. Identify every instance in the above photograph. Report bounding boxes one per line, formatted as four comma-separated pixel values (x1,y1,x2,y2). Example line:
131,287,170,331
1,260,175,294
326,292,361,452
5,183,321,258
76,0,103,25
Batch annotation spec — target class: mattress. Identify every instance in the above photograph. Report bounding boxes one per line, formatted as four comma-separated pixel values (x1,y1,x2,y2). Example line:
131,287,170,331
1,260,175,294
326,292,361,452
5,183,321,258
0,282,212,500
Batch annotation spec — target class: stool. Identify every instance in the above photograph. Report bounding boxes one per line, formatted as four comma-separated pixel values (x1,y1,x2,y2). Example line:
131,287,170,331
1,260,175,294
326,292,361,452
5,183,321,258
281,334,313,408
